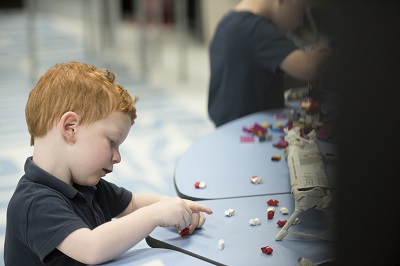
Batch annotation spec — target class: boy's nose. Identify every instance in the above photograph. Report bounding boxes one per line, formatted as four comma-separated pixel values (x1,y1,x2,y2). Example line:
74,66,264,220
112,150,121,164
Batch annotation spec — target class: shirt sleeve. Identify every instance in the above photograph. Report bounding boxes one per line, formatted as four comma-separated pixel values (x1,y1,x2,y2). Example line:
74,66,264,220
96,179,133,218
26,192,89,263
252,18,298,73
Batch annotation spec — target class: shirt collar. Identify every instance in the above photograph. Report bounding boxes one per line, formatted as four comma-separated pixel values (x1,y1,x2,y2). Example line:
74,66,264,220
24,156,82,199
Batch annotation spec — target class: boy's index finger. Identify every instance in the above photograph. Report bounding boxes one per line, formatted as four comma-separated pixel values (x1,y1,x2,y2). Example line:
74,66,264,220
191,204,213,215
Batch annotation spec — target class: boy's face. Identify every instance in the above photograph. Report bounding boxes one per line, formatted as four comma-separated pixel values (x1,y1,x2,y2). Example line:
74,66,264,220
68,111,132,186
279,0,313,33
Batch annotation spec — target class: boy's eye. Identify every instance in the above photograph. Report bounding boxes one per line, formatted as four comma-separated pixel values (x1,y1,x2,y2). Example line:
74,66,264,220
109,139,117,147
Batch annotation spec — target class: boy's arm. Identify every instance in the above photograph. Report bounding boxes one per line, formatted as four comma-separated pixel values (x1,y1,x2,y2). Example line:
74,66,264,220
118,194,210,235
116,192,171,217
57,196,212,265
280,43,332,81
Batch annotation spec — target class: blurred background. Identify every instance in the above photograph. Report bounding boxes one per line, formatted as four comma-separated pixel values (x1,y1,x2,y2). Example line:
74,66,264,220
0,0,338,264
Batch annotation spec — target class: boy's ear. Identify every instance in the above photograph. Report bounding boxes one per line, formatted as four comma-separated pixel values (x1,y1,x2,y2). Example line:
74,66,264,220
60,111,79,143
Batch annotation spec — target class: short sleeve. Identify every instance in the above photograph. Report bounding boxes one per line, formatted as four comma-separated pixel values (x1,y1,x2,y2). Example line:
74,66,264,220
95,179,132,218
252,19,298,73
25,193,89,262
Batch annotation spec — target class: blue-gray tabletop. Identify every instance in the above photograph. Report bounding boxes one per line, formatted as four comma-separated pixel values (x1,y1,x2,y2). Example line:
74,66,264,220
97,248,214,265
174,109,337,200
146,194,336,266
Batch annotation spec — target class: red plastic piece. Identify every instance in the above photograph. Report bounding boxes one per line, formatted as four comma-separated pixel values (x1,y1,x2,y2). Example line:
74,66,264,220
261,245,273,255
194,181,206,188
273,137,288,148
267,199,279,206
243,123,268,137
267,210,274,219
301,98,320,114
252,123,267,134
240,135,254,143
242,126,252,133
179,227,190,237
277,220,287,227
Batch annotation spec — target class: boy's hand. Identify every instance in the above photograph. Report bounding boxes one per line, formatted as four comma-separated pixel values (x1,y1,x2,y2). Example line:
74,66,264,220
153,197,212,231
180,199,213,235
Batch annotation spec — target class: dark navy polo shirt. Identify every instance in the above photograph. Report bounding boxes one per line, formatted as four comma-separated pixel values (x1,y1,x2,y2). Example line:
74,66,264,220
4,157,132,265
208,11,298,127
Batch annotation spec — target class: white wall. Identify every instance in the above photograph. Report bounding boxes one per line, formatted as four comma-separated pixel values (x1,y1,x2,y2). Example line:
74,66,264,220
35,0,84,17
200,0,239,45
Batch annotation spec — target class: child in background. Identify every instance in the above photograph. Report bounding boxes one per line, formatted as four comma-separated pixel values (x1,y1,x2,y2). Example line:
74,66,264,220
4,61,213,265
208,0,332,127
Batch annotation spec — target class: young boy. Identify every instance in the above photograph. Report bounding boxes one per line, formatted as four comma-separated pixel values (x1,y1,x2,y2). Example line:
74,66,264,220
4,61,213,265
208,0,333,127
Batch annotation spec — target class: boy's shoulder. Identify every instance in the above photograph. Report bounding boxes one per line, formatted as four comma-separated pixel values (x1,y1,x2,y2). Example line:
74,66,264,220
10,157,79,203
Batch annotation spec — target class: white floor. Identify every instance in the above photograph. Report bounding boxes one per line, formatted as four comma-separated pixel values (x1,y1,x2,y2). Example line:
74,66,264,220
0,10,214,264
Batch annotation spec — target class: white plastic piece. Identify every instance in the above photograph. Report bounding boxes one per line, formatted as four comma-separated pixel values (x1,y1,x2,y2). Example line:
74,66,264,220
249,217,261,225
267,207,275,212
250,176,263,184
280,207,289,214
218,239,225,250
224,209,235,217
